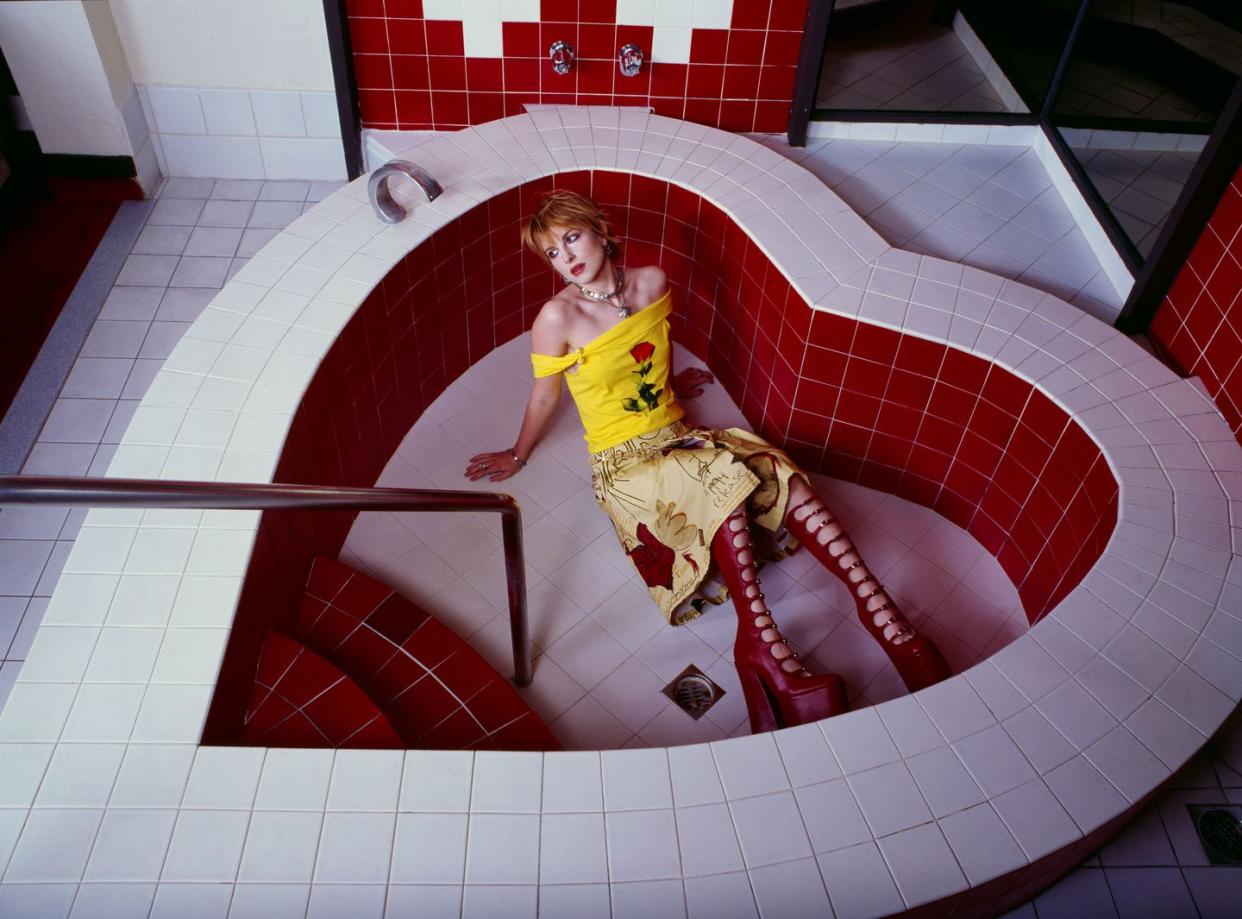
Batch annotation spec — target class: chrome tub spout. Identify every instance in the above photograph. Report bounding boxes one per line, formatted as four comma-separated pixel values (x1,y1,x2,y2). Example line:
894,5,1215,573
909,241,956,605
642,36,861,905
368,159,443,223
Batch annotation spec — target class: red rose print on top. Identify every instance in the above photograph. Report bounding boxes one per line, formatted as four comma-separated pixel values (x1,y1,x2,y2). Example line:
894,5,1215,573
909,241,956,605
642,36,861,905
622,340,662,413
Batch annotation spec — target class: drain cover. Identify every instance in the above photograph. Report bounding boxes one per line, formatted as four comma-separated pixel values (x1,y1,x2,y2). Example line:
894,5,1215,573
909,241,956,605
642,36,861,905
1190,805,1242,864
662,664,724,720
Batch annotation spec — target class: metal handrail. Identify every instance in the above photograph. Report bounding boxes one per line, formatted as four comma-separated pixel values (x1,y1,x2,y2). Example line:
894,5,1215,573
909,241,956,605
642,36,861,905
0,475,531,686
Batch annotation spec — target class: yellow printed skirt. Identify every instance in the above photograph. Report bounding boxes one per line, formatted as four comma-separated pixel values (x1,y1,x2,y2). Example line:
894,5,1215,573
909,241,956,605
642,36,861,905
588,420,803,624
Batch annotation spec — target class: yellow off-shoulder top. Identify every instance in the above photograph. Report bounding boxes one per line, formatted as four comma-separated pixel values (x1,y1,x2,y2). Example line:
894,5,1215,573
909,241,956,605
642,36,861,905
530,290,685,453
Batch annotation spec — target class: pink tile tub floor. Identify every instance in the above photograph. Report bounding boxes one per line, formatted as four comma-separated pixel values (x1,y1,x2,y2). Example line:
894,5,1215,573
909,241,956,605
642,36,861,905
340,336,1027,751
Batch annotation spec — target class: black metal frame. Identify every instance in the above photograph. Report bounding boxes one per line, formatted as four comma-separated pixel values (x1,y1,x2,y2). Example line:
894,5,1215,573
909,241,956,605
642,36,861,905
0,475,532,686
322,0,365,180
788,0,836,147
793,0,1241,336
1117,79,1242,332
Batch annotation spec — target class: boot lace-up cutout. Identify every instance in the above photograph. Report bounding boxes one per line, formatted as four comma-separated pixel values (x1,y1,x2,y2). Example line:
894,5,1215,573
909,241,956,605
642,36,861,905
711,506,848,733
785,485,951,694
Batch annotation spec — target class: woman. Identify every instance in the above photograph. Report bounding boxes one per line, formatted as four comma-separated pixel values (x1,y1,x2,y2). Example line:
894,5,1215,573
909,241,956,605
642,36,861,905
466,190,949,732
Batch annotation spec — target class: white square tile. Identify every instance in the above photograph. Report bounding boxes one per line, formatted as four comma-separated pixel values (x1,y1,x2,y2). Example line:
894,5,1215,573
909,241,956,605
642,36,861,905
1044,755,1128,834
227,884,310,919
109,745,196,808
606,809,681,881
667,744,725,807
772,722,843,787
953,724,1037,796
729,791,813,868
462,19,503,57
161,809,249,881
541,751,602,812
251,91,305,137
314,812,394,883
4,807,103,882
848,760,934,838
255,749,333,810
540,812,608,883
300,93,340,139
472,751,542,813
238,811,323,882
35,744,125,808
820,707,901,774
147,87,206,134
711,732,791,799
674,803,744,877
150,882,233,919
877,822,968,906
906,744,986,819
60,683,145,743
602,747,673,810
938,803,1027,885
816,842,905,919
992,778,1080,861
794,778,873,854
159,135,266,180
326,750,402,812
173,746,264,810
684,871,757,919
259,137,347,181
390,812,468,883
465,813,539,884
200,90,256,136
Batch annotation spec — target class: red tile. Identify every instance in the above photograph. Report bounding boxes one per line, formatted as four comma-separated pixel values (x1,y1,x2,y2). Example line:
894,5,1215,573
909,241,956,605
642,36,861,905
541,0,578,21
425,19,464,56
691,29,729,64
769,1,809,29
723,64,762,98
731,1,772,30
387,17,427,54
502,21,541,57
349,16,391,54
726,30,767,65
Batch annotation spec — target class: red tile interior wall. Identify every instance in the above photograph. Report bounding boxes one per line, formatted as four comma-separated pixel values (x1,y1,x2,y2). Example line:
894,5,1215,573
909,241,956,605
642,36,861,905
204,170,1119,741
1150,165,1242,445
345,0,807,132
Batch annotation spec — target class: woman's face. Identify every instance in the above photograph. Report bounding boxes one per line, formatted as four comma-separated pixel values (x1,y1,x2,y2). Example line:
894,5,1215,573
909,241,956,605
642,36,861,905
543,224,609,287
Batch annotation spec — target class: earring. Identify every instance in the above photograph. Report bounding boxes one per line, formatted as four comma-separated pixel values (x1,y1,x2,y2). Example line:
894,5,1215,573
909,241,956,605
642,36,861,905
603,241,616,257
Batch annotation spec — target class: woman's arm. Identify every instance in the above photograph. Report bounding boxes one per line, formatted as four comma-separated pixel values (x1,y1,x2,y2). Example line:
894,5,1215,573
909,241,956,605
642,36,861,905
465,301,567,482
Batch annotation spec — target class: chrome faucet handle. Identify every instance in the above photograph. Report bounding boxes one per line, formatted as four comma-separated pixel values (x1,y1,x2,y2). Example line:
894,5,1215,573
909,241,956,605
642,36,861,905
550,40,574,75
619,43,644,78
368,159,442,224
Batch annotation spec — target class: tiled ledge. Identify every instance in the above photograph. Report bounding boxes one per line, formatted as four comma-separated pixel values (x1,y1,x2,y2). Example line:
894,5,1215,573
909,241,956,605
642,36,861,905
0,108,1238,916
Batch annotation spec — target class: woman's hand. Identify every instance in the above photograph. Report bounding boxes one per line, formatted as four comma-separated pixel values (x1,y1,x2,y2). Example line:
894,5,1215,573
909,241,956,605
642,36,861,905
672,367,714,398
465,450,522,482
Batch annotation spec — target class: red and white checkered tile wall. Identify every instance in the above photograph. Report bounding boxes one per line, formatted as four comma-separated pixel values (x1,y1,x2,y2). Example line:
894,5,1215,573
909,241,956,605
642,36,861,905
1150,165,1242,446
345,0,807,132
205,170,1120,739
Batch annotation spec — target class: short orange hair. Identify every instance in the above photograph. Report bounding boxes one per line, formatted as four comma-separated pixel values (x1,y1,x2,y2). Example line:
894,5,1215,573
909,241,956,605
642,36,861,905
522,190,620,259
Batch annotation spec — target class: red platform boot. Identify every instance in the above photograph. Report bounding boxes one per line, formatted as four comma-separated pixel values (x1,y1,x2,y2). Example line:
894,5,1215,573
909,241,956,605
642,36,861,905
786,492,951,693
712,507,849,733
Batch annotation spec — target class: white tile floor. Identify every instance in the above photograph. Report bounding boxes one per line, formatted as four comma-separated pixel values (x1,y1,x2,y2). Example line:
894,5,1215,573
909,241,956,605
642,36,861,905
341,335,1028,750
0,176,343,705
1073,147,1199,256
763,134,1126,321
817,3,1009,113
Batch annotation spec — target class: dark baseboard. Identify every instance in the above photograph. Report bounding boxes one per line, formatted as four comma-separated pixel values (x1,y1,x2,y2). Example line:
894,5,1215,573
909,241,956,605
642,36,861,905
41,152,137,180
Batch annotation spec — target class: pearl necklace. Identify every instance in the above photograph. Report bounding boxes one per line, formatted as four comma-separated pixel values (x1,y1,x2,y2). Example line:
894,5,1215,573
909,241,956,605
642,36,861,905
575,266,629,319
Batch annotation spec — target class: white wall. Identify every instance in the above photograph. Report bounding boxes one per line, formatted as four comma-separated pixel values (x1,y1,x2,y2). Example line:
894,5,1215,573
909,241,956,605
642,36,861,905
0,1,133,157
110,0,334,91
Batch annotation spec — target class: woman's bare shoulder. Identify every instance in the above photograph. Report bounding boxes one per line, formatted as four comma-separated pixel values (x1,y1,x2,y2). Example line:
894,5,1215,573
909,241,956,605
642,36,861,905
531,294,574,355
630,265,668,307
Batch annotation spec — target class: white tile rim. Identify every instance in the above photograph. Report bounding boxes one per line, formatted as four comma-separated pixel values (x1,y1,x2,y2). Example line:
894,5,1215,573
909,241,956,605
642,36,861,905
1,107,1237,912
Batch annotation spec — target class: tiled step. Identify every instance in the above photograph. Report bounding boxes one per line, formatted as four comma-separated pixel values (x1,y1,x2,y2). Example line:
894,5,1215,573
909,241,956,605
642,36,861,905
299,557,560,751
241,628,404,748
